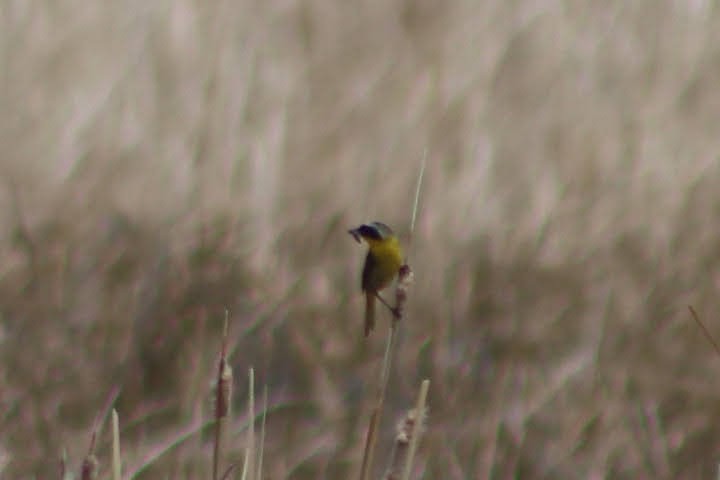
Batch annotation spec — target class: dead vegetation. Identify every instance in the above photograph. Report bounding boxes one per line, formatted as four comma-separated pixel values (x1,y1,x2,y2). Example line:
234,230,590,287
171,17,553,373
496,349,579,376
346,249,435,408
2,0,720,478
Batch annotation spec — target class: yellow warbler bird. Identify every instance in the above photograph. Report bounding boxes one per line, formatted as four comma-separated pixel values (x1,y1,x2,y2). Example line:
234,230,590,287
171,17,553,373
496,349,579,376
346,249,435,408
348,222,404,336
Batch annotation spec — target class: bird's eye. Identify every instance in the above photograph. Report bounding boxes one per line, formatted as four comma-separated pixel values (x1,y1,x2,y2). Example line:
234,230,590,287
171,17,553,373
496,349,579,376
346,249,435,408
358,224,382,240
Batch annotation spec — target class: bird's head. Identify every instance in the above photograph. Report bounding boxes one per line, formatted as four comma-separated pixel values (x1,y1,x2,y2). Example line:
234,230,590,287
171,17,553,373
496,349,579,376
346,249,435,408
348,221,395,244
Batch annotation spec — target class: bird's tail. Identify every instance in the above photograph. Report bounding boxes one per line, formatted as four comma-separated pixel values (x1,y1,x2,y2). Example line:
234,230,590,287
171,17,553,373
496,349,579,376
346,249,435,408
364,292,375,337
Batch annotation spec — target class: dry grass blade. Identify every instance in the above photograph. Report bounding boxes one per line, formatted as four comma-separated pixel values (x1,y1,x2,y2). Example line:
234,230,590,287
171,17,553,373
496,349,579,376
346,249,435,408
408,149,427,247
60,449,68,480
409,150,426,244
688,306,720,358
111,409,121,480
125,418,213,478
256,385,268,480
220,464,238,480
242,367,256,480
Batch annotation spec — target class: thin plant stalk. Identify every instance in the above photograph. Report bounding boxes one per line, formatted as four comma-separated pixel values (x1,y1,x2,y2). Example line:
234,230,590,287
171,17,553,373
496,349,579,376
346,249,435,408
409,149,427,245
401,379,429,480
242,367,256,480
359,320,400,480
688,306,720,357
256,385,268,480
213,314,233,480
111,409,121,480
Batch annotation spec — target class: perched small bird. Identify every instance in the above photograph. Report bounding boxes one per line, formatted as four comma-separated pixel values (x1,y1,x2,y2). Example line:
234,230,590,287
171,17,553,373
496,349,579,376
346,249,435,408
348,222,404,336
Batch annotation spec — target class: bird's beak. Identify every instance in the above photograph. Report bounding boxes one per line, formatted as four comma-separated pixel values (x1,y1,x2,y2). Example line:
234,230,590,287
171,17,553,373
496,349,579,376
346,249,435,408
348,228,362,244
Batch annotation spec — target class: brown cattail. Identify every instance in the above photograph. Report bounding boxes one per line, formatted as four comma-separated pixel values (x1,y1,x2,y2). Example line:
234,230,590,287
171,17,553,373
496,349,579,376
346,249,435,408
384,407,427,480
216,358,233,419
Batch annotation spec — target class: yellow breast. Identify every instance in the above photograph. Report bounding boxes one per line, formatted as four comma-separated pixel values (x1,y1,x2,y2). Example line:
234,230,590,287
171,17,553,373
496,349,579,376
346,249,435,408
365,237,403,291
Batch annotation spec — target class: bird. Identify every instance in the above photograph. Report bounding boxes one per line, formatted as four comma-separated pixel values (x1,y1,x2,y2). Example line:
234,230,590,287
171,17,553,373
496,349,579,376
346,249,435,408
348,221,404,336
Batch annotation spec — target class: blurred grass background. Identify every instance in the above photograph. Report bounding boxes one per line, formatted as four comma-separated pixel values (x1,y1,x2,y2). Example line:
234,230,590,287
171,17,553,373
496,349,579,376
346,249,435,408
2,0,720,478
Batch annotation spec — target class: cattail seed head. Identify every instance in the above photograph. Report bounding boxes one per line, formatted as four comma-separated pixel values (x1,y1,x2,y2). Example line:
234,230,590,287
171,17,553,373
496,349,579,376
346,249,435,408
215,359,233,419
